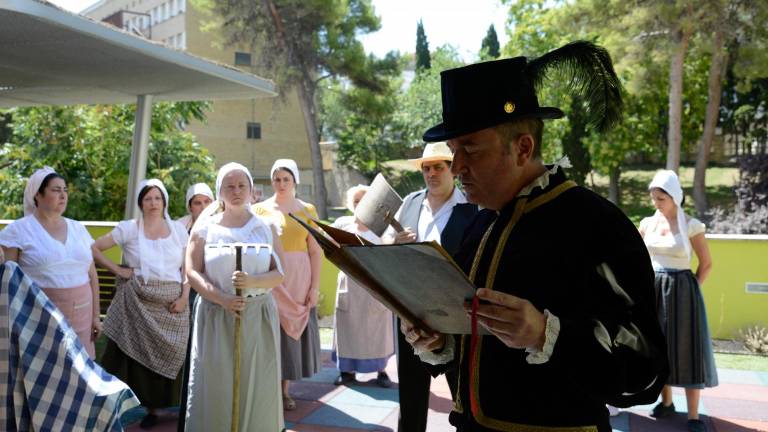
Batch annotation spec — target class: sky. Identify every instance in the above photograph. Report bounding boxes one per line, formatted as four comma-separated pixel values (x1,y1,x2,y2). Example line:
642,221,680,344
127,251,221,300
48,0,510,62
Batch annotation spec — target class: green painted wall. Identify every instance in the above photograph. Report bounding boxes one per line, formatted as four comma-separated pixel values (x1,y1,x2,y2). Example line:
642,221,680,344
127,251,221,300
4,220,765,336
697,236,768,339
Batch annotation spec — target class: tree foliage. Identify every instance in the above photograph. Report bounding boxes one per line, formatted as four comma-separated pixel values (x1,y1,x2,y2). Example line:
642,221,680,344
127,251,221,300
194,0,390,218
319,46,465,178
415,20,432,71
318,53,404,177
0,102,215,221
480,24,500,60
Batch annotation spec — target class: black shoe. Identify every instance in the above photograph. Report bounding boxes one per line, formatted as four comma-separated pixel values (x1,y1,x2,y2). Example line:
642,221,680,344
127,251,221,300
376,372,392,388
334,372,356,386
688,419,706,432
650,402,676,418
139,413,158,429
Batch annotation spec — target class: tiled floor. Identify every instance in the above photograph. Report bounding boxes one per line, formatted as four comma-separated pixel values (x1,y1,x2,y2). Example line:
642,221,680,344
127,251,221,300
124,351,768,432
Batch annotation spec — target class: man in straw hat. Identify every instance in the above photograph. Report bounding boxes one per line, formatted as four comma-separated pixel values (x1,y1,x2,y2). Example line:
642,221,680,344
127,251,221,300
402,41,668,431
383,141,477,432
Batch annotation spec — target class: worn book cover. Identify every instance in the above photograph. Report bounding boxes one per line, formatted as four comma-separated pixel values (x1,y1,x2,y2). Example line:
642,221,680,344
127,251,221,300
290,214,478,334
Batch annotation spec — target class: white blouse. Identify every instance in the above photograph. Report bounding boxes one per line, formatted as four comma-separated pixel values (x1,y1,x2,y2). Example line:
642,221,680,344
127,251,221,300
641,214,706,270
110,219,188,283
195,213,281,296
0,216,94,288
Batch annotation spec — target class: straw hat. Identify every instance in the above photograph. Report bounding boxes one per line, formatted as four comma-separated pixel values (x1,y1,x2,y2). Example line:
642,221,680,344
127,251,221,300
408,142,453,168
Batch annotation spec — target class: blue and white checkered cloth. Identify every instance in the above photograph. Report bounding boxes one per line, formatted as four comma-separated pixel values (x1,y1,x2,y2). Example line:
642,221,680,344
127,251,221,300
0,261,139,431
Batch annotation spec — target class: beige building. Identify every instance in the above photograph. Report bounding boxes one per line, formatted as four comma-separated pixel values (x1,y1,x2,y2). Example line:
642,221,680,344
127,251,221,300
83,0,315,199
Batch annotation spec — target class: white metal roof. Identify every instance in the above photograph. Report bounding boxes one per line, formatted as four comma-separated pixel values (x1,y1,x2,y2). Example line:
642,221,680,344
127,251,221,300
0,0,277,107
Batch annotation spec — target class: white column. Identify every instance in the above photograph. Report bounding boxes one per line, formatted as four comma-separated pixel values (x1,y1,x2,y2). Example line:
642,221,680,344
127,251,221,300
124,94,154,220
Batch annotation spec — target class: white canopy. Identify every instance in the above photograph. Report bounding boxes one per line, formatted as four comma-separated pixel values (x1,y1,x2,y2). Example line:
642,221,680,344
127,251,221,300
0,0,277,218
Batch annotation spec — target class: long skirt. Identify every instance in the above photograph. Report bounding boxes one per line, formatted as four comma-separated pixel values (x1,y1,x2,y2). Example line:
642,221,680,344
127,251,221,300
185,294,283,432
332,272,394,373
655,269,718,388
42,283,95,359
101,338,181,408
281,307,322,380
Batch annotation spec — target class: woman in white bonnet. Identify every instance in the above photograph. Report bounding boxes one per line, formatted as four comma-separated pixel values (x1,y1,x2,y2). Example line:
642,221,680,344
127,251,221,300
92,178,190,428
177,183,214,233
185,162,285,431
0,167,102,358
640,170,717,432
331,184,394,387
253,158,323,410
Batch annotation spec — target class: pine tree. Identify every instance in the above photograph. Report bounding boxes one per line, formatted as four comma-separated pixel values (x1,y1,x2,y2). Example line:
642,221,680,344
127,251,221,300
480,24,500,60
416,19,431,71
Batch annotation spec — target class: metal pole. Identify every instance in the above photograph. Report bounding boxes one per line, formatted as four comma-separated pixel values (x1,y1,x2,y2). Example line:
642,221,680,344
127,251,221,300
125,94,153,220
231,245,243,432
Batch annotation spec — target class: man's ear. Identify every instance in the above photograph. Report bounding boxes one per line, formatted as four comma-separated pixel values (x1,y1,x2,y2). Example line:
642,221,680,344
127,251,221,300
515,134,536,166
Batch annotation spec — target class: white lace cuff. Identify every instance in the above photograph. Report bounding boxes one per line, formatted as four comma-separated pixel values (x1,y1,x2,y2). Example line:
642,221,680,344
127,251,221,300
525,309,560,365
416,335,456,365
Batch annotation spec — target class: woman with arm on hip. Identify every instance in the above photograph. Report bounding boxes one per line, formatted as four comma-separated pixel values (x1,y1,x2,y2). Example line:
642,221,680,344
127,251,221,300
253,159,323,411
91,178,190,429
641,170,716,432
0,166,101,358
184,162,285,431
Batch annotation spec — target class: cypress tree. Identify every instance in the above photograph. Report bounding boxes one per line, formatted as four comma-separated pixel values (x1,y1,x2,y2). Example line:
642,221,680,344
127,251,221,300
415,19,431,71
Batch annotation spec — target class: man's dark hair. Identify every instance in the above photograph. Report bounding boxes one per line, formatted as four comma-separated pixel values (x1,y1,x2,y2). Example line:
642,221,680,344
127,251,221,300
495,118,544,159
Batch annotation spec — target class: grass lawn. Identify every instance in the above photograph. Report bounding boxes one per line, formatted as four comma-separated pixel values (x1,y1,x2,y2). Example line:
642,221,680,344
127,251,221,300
589,166,739,224
714,352,768,371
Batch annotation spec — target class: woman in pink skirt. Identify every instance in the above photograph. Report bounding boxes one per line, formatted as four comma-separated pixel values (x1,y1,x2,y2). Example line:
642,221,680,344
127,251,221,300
253,158,323,411
0,166,102,358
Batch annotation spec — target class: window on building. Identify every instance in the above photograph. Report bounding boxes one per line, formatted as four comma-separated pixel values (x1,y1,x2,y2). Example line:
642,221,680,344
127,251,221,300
171,0,177,16
234,52,251,66
179,32,186,49
163,3,169,20
246,122,261,140
179,0,185,13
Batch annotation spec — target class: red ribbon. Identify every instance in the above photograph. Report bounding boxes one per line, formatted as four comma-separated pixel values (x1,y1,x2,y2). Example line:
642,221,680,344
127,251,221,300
469,295,480,417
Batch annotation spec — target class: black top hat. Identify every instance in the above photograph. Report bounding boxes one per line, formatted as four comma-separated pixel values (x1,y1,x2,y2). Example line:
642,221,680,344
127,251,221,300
423,40,623,142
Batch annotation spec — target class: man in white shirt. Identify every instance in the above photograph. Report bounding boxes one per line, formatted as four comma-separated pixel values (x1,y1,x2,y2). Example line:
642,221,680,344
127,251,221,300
384,142,477,432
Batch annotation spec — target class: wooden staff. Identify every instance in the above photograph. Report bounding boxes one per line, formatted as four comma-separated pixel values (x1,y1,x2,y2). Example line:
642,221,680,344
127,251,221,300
384,210,405,233
231,244,243,432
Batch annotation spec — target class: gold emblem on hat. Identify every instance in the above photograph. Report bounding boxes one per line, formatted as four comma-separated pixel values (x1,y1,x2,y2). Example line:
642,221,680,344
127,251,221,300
504,102,516,114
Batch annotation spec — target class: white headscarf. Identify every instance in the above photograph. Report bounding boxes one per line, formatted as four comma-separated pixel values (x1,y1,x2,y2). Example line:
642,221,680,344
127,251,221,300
23,166,58,216
192,162,254,233
345,184,369,212
649,170,691,260
136,178,184,280
270,159,300,184
216,162,254,201
185,183,214,211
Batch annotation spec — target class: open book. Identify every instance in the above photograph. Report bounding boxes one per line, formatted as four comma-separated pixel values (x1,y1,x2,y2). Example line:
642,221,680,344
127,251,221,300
290,214,479,334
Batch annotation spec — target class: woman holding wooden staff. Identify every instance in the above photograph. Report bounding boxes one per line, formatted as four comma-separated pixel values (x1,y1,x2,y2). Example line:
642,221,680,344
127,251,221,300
184,162,285,431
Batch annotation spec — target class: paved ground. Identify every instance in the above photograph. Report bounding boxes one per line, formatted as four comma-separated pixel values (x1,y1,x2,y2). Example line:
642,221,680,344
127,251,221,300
123,351,768,432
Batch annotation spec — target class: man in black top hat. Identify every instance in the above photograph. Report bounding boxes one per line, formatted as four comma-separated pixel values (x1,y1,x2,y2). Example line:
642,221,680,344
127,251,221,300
401,41,668,432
